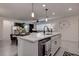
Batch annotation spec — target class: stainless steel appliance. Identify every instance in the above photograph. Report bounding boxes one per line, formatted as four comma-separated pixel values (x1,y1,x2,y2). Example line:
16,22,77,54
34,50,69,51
38,37,51,56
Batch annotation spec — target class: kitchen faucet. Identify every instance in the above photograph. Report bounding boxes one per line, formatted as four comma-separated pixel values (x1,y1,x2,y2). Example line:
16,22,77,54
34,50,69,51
43,26,50,35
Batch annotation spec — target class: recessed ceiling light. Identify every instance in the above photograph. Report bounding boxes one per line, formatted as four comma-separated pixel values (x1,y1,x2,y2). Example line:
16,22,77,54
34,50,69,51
42,4,46,7
68,8,72,11
52,12,55,15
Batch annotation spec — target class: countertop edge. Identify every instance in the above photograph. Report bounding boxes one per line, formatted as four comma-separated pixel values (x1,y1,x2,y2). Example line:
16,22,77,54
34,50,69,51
17,32,61,43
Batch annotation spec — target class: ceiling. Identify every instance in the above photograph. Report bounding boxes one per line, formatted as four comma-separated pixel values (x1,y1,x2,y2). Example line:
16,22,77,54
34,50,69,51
0,3,79,21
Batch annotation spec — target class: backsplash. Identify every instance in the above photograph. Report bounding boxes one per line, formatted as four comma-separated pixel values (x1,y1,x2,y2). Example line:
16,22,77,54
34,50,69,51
36,23,57,32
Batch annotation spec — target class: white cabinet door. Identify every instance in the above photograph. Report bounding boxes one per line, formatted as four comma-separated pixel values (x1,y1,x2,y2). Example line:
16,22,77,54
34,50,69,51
51,34,61,55
51,39,57,55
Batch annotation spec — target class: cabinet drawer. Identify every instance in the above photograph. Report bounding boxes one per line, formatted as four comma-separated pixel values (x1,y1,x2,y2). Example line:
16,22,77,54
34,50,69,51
51,34,61,55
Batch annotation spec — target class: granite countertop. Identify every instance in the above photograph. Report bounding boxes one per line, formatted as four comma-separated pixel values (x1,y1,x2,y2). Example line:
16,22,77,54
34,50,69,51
17,32,60,43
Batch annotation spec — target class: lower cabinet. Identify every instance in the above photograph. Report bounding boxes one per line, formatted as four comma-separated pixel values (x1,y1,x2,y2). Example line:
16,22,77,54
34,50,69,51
51,34,61,55
18,34,61,56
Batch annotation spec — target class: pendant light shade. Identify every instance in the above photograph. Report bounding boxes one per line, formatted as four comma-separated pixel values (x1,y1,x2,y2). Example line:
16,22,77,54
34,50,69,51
45,18,48,22
31,3,34,18
32,12,34,17
45,8,48,22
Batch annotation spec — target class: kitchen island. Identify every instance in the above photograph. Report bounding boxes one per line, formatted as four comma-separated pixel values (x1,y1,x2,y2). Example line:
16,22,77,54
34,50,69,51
17,32,61,56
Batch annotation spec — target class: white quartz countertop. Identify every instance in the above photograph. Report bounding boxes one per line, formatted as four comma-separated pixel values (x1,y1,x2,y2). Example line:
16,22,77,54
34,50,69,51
18,32,60,43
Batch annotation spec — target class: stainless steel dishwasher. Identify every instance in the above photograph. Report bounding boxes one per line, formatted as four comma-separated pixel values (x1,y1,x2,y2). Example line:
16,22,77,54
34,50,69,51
38,37,52,56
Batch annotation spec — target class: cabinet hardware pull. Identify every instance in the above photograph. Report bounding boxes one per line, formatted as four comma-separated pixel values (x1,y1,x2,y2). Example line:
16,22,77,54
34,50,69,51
55,41,57,45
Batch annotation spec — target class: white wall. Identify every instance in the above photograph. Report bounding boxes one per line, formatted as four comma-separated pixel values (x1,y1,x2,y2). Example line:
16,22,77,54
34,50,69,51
48,16,79,42
0,18,3,40
2,20,13,40
59,16,79,42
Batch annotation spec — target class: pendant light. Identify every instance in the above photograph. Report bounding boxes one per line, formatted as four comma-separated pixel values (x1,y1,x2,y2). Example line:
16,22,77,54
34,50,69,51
31,3,34,18
45,8,48,22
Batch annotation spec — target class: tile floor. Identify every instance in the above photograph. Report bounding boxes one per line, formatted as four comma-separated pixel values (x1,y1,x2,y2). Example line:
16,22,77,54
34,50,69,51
56,40,79,56
0,40,17,56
